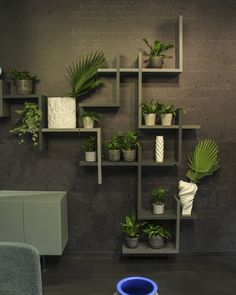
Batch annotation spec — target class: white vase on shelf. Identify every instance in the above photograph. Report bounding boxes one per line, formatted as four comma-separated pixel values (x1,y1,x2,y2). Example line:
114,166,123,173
178,180,198,216
155,136,164,162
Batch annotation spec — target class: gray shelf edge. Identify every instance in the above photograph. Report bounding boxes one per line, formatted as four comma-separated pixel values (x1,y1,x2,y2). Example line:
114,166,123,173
41,128,101,133
139,208,198,220
139,125,201,130
79,161,139,167
79,103,120,108
122,241,178,255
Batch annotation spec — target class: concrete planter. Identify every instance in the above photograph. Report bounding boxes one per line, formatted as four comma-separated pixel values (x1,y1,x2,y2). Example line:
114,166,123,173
161,113,173,126
82,117,94,129
48,97,76,128
16,80,33,95
122,149,136,162
153,203,165,215
125,237,139,249
149,235,164,249
144,113,156,126
150,56,163,68
108,150,121,162
85,151,96,162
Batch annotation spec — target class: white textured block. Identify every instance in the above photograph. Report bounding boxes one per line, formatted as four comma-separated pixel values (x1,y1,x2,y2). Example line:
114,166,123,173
155,136,164,162
48,97,76,128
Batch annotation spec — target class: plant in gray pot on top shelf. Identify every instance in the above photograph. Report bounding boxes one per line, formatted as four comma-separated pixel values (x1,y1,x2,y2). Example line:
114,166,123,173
10,69,38,95
120,131,139,162
83,136,97,162
152,186,168,215
143,223,171,249
80,111,101,129
106,134,123,162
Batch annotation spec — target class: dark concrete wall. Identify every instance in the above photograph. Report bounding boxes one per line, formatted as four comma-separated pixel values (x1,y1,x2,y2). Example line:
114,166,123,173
0,0,235,254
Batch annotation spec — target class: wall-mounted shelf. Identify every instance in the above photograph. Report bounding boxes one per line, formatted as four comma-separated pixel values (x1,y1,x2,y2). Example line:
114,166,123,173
139,125,201,130
79,161,138,167
122,241,178,255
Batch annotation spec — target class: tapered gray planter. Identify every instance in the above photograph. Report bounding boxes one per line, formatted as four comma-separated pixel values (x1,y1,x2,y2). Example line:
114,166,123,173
150,56,163,68
16,80,33,95
122,149,136,162
149,235,164,249
125,237,139,249
108,150,121,162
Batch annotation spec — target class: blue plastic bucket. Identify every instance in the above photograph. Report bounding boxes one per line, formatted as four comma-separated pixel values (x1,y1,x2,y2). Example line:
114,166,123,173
116,276,158,295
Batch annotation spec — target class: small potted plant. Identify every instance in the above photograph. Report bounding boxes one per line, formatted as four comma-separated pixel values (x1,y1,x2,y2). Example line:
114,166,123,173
120,131,139,162
143,223,171,249
158,103,180,126
10,69,38,95
122,210,145,249
83,136,97,162
80,111,101,129
106,134,123,162
152,186,168,215
142,38,174,68
140,99,159,126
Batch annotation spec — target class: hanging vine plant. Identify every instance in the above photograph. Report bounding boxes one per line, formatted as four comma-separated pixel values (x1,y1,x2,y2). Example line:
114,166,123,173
10,102,42,147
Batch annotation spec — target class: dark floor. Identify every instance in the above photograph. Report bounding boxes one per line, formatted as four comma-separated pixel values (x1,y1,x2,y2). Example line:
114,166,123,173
42,255,236,295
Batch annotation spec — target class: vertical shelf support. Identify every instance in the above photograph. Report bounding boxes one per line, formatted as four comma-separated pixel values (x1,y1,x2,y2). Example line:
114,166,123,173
0,80,10,117
96,128,102,184
175,15,183,71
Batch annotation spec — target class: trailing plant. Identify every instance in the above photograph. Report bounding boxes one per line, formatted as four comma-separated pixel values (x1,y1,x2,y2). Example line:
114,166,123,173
158,102,181,117
122,210,146,238
141,99,159,114
83,136,97,152
152,186,168,205
10,69,38,81
143,223,172,239
66,51,107,98
186,139,220,183
9,102,42,147
120,131,139,151
106,134,123,150
80,111,101,122
142,38,174,58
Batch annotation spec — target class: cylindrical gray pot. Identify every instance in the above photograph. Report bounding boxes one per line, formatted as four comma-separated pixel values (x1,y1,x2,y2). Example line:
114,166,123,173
149,235,164,249
108,150,121,161
150,56,163,68
122,149,136,162
16,80,33,95
125,237,139,249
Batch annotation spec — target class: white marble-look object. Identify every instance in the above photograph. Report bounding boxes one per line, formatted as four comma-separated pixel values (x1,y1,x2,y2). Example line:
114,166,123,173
155,136,164,162
178,180,198,215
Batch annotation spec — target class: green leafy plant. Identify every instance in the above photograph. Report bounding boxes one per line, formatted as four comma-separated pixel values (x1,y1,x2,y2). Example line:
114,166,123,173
10,69,38,81
186,139,220,183
152,186,168,205
80,111,101,122
106,134,123,150
158,102,181,117
66,51,107,98
141,99,159,114
10,103,42,147
143,223,172,240
83,136,97,152
122,210,146,238
143,38,174,58
120,131,139,151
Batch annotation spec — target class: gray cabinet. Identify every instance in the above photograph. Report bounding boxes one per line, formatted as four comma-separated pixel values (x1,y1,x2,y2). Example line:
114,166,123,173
0,190,68,255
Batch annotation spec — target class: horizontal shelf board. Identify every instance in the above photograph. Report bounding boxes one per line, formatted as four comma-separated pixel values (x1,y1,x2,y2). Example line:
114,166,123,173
139,125,200,130
41,128,100,133
79,161,138,167
97,68,117,73
139,208,177,220
3,95,40,99
142,68,182,74
141,160,179,167
122,241,178,255
180,212,198,220
79,102,119,108
120,68,139,73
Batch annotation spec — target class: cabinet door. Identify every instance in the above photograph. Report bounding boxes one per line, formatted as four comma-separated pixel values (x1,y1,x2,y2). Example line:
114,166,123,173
0,201,24,242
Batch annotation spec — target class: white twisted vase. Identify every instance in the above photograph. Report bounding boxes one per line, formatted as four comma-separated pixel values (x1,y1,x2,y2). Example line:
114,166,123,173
178,180,198,215
155,136,164,162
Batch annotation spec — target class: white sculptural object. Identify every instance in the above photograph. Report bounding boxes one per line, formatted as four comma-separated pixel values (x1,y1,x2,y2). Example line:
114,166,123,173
155,136,164,162
178,180,198,215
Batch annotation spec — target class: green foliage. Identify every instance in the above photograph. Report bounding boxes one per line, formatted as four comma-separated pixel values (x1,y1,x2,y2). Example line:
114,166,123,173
143,223,172,240
80,111,101,122
66,51,107,98
158,102,181,117
152,186,168,205
141,99,159,114
106,134,123,150
186,139,220,183
122,210,146,238
9,103,42,147
10,69,37,81
143,38,174,58
83,136,97,152
120,131,139,151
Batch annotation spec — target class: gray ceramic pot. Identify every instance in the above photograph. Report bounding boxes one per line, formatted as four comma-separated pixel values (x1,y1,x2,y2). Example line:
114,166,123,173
125,236,139,249
16,80,33,95
150,56,163,68
149,235,164,249
122,149,136,162
108,150,121,162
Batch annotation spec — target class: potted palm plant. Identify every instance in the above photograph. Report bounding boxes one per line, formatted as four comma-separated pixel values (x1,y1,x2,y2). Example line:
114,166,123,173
48,51,107,129
80,111,101,129
178,139,220,215
122,210,145,249
143,223,171,249
140,99,159,126
10,69,38,95
83,136,97,162
106,134,123,162
9,102,42,147
142,38,174,68
158,103,180,126
152,186,168,215
120,131,139,162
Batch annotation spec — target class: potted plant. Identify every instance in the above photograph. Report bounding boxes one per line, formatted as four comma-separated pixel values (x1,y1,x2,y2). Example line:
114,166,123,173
158,103,180,126
143,223,171,249
106,134,123,162
48,51,107,129
122,210,145,249
142,38,174,68
178,139,220,215
9,102,42,147
80,111,101,129
120,131,139,162
140,99,159,126
152,186,168,215
83,136,97,162
10,69,38,95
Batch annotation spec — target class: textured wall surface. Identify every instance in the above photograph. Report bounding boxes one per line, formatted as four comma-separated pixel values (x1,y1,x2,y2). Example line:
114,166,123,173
0,0,235,255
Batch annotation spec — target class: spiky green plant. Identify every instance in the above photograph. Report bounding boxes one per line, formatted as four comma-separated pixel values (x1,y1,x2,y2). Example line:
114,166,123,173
143,223,172,239
143,38,174,57
66,51,107,98
186,139,220,183
122,210,146,238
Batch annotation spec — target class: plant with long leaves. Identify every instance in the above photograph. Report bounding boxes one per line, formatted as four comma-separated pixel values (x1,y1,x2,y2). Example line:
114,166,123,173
143,38,174,58
141,99,159,114
120,131,139,151
83,136,97,152
186,139,220,183
122,210,146,238
143,223,172,239
66,51,107,98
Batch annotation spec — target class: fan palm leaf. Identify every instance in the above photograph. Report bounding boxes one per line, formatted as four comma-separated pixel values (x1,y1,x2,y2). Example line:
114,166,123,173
66,51,107,98
186,139,219,182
